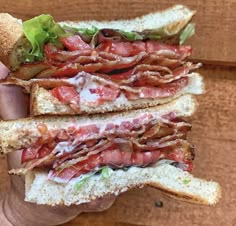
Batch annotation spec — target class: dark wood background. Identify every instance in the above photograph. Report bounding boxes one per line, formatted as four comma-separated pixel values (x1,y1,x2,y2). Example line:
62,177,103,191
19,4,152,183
0,0,236,225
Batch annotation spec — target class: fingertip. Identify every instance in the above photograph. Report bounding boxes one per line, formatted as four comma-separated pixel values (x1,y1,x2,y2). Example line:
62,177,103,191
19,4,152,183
82,195,117,212
0,62,9,79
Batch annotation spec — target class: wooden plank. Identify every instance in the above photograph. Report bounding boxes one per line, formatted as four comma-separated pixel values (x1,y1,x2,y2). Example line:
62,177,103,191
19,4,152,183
62,66,236,226
0,0,235,64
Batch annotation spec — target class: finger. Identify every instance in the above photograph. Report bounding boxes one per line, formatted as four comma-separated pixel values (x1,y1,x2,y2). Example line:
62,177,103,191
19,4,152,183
0,62,9,79
7,151,25,190
0,85,29,120
81,195,116,212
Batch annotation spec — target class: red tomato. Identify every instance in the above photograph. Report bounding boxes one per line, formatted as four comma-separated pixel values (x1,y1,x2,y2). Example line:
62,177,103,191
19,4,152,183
51,86,79,104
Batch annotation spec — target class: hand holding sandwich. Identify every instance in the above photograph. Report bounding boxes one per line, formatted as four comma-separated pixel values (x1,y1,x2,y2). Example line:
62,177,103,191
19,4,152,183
0,62,116,226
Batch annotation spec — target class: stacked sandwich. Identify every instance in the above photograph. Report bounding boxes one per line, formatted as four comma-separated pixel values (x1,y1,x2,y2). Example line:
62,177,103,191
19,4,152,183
0,5,221,206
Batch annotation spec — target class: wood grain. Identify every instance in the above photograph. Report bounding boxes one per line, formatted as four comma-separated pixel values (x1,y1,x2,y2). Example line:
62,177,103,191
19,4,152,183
0,0,236,65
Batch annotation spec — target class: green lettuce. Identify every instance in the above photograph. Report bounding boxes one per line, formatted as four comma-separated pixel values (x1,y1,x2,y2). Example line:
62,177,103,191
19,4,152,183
119,30,143,41
23,14,67,61
101,166,113,179
74,166,113,190
71,25,99,36
63,25,100,47
183,178,191,185
179,23,195,45
74,174,92,190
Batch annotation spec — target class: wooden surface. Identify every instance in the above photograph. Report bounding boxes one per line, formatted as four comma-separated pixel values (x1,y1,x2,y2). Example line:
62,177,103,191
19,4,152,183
0,1,235,226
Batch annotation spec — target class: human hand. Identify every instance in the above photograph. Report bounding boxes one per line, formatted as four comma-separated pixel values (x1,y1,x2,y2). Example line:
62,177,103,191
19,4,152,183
0,62,116,226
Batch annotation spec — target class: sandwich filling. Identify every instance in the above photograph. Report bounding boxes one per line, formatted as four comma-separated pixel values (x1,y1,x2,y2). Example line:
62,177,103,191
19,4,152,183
9,112,194,183
10,15,200,111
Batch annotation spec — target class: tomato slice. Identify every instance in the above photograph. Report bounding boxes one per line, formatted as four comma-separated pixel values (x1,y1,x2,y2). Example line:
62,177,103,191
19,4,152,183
51,86,80,104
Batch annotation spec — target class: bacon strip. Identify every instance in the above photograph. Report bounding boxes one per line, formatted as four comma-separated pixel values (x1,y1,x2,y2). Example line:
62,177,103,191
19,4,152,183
11,117,193,181
49,140,192,183
50,67,196,108
17,42,191,79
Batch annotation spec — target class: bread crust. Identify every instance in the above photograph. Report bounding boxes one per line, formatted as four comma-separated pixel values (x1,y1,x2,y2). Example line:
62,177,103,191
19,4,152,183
0,13,24,69
149,182,222,205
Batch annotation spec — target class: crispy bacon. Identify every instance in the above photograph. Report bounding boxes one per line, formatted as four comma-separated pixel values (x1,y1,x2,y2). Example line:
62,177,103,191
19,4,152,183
48,70,191,108
21,146,41,163
17,50,191,79
48,149,161,182
110,62,200,86
124,76,188,100
44,59,199,109
95,40,191,58
44,43,93,62
49,139,193,182
89,85,120,103
12,117,193,181
60,35,93,51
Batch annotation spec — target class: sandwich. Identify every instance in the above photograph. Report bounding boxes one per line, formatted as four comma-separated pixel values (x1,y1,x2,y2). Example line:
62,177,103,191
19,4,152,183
0,95,221,206
0,5,221,207
0,5,203,116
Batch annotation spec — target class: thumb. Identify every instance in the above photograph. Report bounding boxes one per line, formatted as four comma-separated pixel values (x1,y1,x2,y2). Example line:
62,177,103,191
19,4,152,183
0,85,29,120
0,62,9,79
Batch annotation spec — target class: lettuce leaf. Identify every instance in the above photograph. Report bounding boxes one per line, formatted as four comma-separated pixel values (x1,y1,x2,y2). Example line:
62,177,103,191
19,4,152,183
119,30,143,41
101,166,113,179
76,26,99,36
74,166,113,190
23,14,67,61
179,23,195,45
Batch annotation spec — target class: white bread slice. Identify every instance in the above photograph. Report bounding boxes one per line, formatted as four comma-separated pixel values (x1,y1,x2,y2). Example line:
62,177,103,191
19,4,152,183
60,5,194,34
0,5,194,71
30,73,204,116
0,94,197,153
25,163,221,206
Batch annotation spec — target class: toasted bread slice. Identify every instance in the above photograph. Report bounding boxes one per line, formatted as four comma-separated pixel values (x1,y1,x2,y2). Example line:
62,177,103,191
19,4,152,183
0,5,194,71
0,94,197,153
25,163,221,206
0,14,31,70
